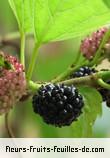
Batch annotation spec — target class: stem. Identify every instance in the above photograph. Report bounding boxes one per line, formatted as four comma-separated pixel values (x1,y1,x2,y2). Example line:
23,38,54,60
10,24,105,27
90,28,110,66
27,43,40,81
25,70,110,91
97,78,110,89
52,59,89,83
57,70,110,87
5,112,15,138
20,81,43,101
20,33,25,66
28,80,41,90
58,74,97,86
73,50,82,65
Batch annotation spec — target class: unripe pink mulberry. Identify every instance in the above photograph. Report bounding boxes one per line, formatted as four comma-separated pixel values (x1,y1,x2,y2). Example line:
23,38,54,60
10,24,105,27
0,52,26,115
80,27,108,59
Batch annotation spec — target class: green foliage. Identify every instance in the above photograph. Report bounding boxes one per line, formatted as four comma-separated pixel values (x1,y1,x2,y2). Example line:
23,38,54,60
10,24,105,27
34,0,110,43
0,55,5,67
8,0,34,33
71,86,102,137
7,0,109,137
103,0,110,8
8,0,110,43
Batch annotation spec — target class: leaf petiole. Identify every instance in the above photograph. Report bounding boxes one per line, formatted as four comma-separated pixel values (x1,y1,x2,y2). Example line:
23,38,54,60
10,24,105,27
28,80,41,91
20,32,25,66
27,43,40,81
97,78,110,90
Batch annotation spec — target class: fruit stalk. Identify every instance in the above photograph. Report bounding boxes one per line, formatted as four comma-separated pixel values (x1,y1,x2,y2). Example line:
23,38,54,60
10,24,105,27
52,59,89,83
5,113,15,138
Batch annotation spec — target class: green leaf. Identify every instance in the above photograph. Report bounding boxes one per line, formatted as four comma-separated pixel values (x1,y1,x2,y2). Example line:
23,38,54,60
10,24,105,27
8,0,34,33
71,86,102,137
103,0,110,9
34,0,110,43
0,55,5,67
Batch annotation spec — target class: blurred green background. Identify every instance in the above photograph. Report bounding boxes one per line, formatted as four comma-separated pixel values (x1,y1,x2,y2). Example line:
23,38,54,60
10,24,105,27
0,0,110,138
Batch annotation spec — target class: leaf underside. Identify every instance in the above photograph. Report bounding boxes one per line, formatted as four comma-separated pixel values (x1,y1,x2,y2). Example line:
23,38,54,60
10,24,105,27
8,0,34,33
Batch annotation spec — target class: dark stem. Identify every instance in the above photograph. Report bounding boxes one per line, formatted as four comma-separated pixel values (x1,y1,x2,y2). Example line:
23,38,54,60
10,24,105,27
0,40,20,52
5,112,15,138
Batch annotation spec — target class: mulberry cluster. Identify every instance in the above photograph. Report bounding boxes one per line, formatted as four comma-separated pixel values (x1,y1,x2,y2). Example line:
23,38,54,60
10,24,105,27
80,27,108,59
71,66,96,78
32,84,84,127
0,53,26,114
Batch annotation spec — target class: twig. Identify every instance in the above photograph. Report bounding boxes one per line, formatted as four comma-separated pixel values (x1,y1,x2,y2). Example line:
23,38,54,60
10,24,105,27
5,112,15,138
58,75,96,86
52,59,89,83
56,70,110,88
25,70,110,91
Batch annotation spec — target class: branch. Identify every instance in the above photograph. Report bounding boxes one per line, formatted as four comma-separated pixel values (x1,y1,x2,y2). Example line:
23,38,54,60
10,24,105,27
25,71,110,92
56,70,110,88
52,59,89,83
5,112,15,138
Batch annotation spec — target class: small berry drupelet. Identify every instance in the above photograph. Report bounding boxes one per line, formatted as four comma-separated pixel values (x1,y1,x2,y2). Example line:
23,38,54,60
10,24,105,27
0,52,26,114
80,27,108,59
71,66,96,78
32,84,84,127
